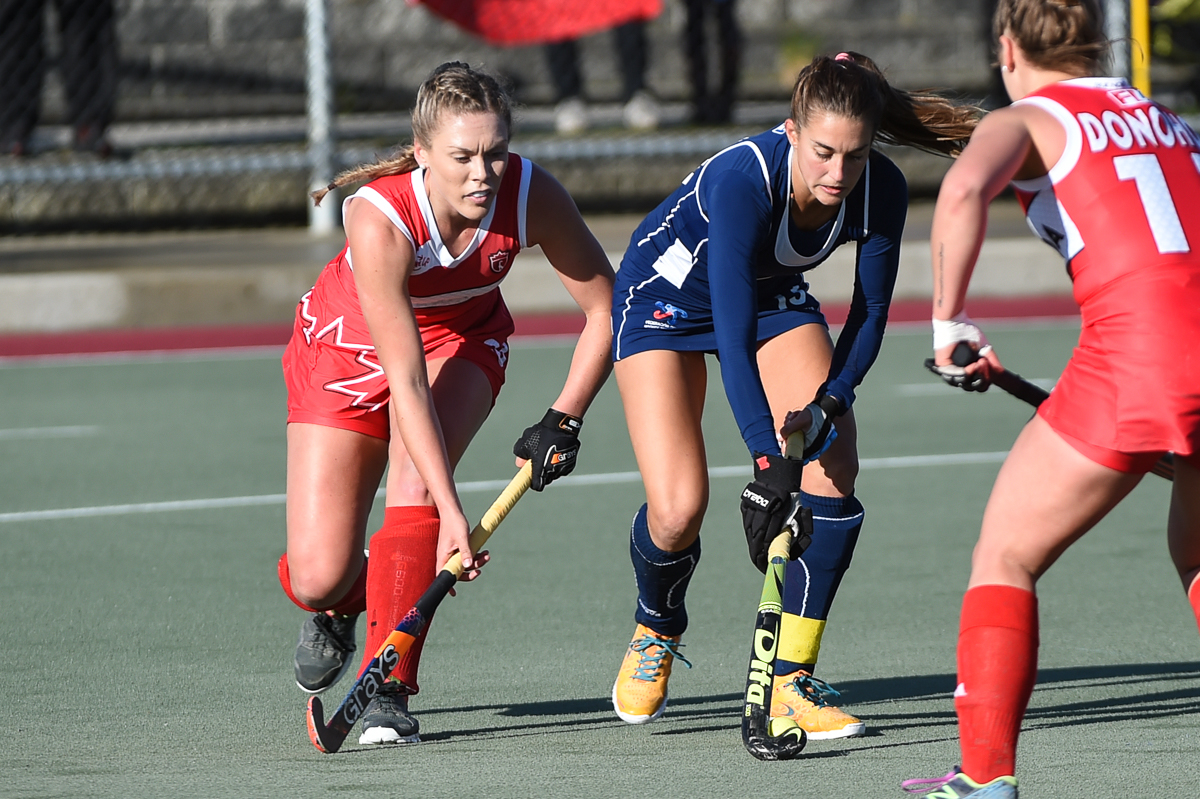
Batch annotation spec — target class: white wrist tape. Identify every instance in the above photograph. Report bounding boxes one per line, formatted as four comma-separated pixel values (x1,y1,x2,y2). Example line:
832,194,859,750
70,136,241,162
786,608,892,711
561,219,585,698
932,311,990,351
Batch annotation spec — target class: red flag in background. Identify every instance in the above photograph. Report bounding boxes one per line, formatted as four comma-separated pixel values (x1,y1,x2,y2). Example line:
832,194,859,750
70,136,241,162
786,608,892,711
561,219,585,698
413,0,663,45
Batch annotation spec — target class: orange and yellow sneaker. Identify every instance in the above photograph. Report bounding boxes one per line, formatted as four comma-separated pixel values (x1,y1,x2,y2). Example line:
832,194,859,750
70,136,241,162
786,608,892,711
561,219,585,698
611,624,692,724
771,671,866,740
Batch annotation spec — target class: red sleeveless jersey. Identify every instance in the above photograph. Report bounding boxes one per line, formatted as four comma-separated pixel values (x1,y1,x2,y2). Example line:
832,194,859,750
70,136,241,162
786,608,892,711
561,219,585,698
308,152,531,337
1010,78,1200,463
1012,77,1200,298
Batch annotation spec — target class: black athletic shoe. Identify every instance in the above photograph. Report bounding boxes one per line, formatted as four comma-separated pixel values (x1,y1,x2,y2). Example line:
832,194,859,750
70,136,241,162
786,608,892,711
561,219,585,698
293,612,358,693
358,681,420,744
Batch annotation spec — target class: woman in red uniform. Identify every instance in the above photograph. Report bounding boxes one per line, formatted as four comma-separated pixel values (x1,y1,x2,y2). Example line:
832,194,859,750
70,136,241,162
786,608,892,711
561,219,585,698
277,62,615,745
906,1,1200,796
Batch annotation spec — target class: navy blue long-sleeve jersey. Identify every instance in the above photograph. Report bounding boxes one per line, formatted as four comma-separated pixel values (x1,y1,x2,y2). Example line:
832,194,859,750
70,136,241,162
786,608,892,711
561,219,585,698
612,124,907,455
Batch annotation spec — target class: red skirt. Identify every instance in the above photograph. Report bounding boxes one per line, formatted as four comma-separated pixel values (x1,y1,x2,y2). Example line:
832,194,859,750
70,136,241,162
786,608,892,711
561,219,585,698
1039,263,1200,471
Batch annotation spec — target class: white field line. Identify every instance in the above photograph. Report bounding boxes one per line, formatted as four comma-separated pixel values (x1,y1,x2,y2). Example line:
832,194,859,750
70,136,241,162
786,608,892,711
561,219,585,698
0,450,1008,524
0,425,100,440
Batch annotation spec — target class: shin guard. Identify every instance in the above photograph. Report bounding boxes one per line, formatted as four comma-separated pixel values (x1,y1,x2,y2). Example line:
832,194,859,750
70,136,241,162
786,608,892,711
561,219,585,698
630,503,700,637
955,584,1038,783
777,492,864,673
361,505,440,694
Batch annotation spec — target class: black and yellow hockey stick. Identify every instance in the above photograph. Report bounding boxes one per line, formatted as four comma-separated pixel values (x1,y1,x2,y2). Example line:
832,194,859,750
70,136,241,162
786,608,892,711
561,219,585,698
741,513,810,760
307,462,533,753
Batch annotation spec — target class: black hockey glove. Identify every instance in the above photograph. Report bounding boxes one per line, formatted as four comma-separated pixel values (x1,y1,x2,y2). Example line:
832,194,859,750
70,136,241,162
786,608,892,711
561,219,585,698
513,408,583,491
741,453,809,573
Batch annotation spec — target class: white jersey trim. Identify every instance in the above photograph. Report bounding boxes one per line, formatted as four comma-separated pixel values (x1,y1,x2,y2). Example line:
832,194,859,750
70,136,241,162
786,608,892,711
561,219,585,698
344,185,416,248
410,282,503,308
517,156,533,249
1012,95,1083,185
614,273,665,361
773,146,851,268
693,138,772,224
410,165,499,268
651,237,707,289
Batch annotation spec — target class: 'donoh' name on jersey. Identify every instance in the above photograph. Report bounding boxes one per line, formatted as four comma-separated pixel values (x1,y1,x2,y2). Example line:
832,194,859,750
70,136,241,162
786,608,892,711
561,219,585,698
1011,77,1200,291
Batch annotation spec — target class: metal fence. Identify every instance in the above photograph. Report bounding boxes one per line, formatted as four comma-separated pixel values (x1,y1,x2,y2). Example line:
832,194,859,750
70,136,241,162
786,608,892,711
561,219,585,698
0,0,1161,233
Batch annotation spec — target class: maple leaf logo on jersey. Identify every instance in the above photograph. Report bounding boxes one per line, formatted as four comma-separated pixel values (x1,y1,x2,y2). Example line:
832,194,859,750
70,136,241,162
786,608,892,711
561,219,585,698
489,250,511,273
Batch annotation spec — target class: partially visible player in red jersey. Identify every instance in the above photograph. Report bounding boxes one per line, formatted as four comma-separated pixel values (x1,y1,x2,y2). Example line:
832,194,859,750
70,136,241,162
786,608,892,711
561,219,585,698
904,1,1200,797
276,62,615,745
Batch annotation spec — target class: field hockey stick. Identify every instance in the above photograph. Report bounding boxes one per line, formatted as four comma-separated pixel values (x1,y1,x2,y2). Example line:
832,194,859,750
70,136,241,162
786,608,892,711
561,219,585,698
306,461,533,753
741,476,810,760
924,342,1175,482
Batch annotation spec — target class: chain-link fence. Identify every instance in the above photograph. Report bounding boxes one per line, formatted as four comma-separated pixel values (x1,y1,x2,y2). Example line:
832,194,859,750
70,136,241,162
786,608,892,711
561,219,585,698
2,0,1105,233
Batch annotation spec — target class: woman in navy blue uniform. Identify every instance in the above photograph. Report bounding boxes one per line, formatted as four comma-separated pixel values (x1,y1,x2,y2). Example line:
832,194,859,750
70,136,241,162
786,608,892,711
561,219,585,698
609,52,979,737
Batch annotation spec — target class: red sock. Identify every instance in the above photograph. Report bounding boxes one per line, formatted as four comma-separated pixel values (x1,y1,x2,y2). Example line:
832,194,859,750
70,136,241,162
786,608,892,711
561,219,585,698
360,505,440,694
1189,576,1200,636
277,553,367,615
955,584,1039,784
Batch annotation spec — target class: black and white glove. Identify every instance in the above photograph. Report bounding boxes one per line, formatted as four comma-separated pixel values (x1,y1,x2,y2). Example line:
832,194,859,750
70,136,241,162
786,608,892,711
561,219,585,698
924,341,993,392
794,394,842,462
741,453,809,573
927,314,991,392
513,408,583,491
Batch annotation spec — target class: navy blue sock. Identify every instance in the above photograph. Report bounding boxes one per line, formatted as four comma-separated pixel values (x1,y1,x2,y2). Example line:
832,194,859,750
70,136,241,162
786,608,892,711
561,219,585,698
776,491,864,674
629,503,700,637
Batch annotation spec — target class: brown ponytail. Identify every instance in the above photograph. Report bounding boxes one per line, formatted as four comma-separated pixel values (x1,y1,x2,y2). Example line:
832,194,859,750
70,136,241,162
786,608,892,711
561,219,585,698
790,52,980,157
311,62,514,206
993,0,1107,76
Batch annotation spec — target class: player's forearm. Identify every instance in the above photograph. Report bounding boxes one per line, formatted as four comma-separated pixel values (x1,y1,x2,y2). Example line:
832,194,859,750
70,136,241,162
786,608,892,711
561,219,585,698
930,182,988,318
548,306,613,418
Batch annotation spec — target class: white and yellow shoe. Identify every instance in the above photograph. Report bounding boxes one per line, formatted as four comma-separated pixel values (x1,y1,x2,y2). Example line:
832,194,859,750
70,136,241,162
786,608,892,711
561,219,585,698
611,624,692,724
771,671,865,740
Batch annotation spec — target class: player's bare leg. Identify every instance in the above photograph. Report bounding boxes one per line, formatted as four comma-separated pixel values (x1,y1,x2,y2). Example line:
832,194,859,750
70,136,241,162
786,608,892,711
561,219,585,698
617,349,709,552
971,415,1143,591
284,423,388,692
358,355,495,745
1167,456,1200,633
285,424,388,606
954,414,1142,786
757,323,865,738
611,349,707,723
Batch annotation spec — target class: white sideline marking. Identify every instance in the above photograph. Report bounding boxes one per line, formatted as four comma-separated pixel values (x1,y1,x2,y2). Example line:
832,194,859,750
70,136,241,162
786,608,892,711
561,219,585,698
0,450,1008,524
0,425,100,440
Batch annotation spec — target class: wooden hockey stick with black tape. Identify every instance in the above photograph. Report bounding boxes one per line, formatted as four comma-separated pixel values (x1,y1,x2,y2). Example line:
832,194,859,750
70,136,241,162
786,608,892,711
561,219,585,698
306,461,533,753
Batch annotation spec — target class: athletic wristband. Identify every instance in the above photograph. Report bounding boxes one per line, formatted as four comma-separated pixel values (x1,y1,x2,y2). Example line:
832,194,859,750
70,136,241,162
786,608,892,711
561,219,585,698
542,408,583,435
932,311,990,351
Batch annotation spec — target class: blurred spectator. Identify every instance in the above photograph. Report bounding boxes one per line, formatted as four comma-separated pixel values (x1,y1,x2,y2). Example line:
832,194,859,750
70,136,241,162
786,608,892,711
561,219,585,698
545,20,660,134
683,0,741,124
0,0,117,156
